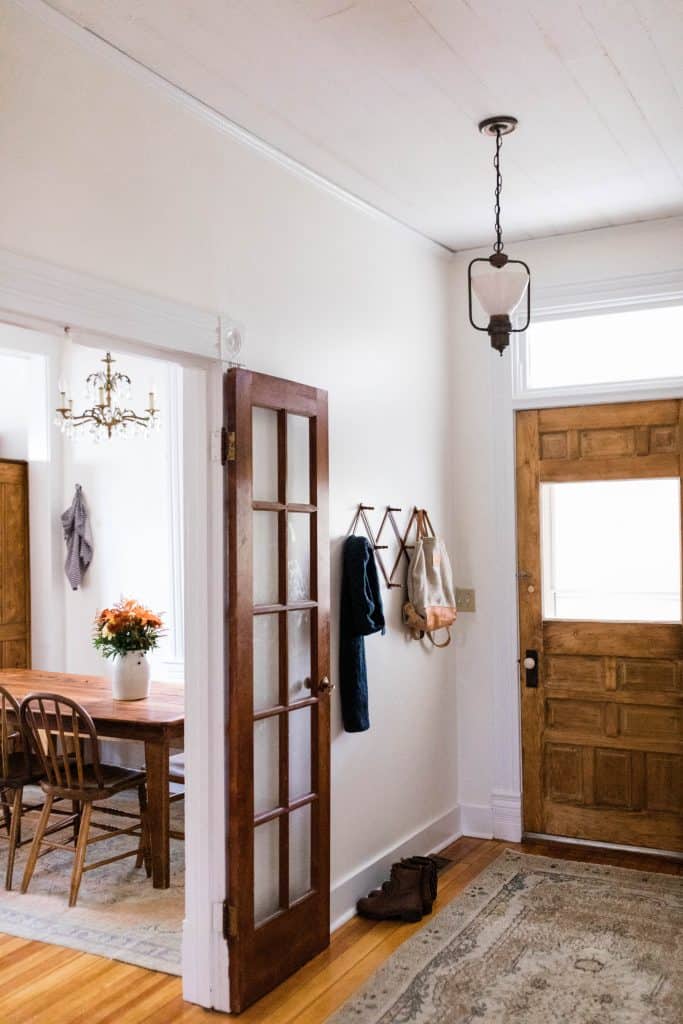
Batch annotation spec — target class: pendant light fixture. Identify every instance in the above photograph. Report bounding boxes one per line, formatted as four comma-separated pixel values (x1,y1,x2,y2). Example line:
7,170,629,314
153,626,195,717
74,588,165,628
468,116,530,356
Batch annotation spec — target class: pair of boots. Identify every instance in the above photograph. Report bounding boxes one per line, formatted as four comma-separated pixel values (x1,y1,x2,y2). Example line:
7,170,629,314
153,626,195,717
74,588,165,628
357,856,438,923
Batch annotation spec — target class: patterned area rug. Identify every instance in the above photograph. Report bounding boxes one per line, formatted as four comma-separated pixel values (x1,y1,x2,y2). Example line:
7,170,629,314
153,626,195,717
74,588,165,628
329,850,683,1024
0,788,183,975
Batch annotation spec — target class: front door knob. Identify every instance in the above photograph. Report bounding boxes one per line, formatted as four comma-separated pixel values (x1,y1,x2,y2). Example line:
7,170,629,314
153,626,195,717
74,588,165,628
318,676,335,693
523,649,539,688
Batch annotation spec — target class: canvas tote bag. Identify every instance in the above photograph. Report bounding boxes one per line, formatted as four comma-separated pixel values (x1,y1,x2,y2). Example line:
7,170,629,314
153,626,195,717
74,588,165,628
403,511,457,648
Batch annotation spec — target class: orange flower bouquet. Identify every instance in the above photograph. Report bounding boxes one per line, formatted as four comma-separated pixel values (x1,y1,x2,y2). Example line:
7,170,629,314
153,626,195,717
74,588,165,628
93,598,164,660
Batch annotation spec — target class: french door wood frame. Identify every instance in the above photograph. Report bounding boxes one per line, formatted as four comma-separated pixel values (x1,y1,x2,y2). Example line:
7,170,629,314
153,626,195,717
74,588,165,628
516,399,683,854
225,368,331,1013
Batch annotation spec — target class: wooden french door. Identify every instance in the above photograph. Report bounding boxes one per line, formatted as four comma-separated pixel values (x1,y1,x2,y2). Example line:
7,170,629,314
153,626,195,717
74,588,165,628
225,369,331,1013
517,400,682,853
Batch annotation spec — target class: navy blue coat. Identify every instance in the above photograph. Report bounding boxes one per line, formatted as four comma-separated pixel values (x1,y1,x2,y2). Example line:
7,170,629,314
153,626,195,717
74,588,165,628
339,536,385,732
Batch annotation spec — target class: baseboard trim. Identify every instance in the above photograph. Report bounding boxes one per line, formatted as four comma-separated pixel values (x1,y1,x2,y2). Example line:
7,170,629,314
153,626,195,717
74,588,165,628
491,791,522,843
459,794,522,843
330,806,462,932
459,803,493,839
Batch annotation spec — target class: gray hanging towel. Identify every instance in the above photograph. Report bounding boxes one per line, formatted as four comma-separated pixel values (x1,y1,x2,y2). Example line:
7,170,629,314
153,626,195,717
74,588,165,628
61,484,93,590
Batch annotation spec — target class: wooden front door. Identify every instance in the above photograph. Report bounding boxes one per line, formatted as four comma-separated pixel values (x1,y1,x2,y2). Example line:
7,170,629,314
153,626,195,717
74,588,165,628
516,400,682,853
0,460,30,669
225,369,331,1013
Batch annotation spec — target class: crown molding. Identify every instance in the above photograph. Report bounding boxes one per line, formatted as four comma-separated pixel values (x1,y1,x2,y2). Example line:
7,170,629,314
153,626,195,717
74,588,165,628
16,0,449,257
0,247,221,359
532,267,683,319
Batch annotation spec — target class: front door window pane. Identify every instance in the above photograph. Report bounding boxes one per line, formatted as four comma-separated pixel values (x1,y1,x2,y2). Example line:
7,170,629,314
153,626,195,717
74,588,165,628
540,478,681,622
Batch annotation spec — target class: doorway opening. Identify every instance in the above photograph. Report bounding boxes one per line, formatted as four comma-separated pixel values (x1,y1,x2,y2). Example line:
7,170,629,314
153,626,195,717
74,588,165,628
0,321,188,975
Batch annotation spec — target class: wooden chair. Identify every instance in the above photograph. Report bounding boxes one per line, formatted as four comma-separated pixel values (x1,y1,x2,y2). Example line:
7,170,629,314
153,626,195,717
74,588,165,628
20,693,152,907
168,752,185,842
0,685,57,890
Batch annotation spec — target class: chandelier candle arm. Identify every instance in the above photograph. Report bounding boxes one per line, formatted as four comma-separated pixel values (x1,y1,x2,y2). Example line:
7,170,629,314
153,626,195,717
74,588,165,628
467,115,531,356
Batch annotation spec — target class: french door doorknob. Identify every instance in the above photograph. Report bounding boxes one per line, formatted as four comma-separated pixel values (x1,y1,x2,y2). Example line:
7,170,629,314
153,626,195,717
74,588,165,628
318,676,335,693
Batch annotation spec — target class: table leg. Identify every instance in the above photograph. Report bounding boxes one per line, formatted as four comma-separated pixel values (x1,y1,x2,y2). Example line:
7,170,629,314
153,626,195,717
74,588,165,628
144,736,170,889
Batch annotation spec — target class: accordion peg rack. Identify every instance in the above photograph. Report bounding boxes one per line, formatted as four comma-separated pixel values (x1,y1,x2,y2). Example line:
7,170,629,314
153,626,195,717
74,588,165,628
349,504,437,590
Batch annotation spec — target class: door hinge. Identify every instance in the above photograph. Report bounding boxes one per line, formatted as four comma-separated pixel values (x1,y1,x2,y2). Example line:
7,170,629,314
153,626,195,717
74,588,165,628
221,428,236,464
223,900,238,940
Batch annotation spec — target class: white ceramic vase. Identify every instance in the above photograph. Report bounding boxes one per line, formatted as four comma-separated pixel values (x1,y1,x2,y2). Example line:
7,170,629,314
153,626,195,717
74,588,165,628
111,651,151,701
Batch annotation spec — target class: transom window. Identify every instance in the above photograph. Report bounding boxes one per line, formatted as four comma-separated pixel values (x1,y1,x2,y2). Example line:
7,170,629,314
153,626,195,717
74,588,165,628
521,303,683,392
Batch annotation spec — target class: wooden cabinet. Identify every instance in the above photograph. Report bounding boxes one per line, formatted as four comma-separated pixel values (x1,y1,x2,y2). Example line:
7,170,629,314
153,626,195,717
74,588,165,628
0,460,30,669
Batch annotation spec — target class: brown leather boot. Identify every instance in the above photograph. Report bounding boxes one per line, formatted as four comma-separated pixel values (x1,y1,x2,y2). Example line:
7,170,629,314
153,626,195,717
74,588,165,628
357,863,423,923
403,856,438,912
368,856,438,914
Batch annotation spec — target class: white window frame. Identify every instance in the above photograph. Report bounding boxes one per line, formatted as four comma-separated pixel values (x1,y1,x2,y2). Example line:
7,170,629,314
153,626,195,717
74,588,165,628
512,268,683,408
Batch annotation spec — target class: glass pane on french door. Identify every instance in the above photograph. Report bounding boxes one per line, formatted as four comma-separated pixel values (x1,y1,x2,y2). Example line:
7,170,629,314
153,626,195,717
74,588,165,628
287,413,311,504
252,405,316,926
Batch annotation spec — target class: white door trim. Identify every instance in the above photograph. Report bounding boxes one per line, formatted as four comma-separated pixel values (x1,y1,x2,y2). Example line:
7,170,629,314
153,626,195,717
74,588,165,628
0,245,230,1011
490,270,683,844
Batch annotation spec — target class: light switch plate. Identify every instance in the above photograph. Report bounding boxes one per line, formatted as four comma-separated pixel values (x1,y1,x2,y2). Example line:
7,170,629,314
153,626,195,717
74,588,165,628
456,587,476,613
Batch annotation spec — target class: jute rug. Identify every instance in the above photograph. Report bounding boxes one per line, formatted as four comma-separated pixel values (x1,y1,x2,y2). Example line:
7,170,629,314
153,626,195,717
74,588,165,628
0,788,183,974
329,850,683,1024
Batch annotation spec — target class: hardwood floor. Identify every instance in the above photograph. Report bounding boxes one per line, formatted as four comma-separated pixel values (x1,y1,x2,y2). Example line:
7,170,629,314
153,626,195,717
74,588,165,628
0,836,679,1022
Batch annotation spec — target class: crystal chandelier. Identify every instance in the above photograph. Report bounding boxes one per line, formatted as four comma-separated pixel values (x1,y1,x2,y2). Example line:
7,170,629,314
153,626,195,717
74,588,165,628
55,345,160,441
467,115,531,356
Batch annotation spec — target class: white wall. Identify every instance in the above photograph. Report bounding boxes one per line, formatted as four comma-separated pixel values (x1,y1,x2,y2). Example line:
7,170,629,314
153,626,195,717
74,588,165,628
450,216,683,825
0,0,458,915
61,343,180,682
0,321,181,683
0,323,66,671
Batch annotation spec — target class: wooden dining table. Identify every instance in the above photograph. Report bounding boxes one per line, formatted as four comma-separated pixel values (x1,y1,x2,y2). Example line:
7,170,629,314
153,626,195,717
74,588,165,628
0,669,184,889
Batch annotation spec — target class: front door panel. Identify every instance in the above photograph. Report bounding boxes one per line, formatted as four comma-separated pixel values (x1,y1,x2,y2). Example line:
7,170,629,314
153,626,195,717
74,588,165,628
226,369,330,1012
516,400,683,852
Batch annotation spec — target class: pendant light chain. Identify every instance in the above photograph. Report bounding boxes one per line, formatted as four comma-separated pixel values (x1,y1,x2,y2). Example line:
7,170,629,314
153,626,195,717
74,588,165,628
493,128,504,253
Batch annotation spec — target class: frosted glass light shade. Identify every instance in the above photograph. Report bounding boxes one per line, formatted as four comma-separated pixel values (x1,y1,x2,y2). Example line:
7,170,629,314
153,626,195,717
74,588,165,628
471,265,529,317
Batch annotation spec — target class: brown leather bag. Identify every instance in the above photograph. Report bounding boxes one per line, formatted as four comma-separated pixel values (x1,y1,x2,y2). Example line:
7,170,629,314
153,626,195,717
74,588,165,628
402,511,457,648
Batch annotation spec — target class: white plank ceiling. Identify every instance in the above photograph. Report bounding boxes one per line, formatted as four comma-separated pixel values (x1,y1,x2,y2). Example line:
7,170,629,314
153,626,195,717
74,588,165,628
45,0,683,250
